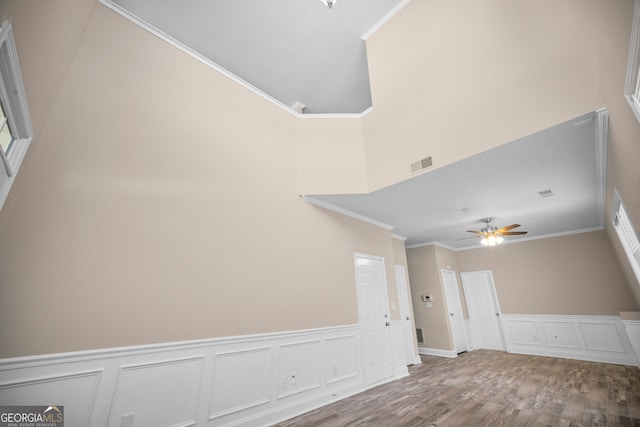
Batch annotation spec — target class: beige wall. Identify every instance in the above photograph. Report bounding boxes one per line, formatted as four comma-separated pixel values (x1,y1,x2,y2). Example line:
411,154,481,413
361,0,603,192
554,0,640,307
2,0,640,360
296,118,367,195
0,0,97,231
0,5,401,358
408,231,638,352
456,230,636,315
406,246,452,350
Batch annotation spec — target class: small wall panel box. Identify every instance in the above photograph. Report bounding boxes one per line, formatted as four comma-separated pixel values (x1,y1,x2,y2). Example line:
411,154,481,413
421,295,432,302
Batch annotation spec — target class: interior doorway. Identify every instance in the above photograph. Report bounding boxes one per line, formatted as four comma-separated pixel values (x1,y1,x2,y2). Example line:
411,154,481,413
460,270,506,351
354,254,394,385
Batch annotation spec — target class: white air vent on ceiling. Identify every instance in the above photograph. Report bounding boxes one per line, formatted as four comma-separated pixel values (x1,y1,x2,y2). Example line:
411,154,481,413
410,156,433,174
538,189,554,198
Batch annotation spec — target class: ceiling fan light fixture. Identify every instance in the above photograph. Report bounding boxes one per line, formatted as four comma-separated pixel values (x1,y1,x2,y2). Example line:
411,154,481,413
321,0,337,9
480,234,504,246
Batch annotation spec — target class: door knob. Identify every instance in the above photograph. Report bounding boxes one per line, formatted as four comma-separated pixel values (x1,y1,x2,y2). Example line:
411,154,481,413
406,316,410,321
496,313,500,317
385,322,390,326
450,313,454,316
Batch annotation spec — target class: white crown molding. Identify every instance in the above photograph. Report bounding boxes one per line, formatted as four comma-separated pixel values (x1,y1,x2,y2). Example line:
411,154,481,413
360,0,411,40
302,196,394,231
407,227,606,251
98,0,374,119
391,233,407,241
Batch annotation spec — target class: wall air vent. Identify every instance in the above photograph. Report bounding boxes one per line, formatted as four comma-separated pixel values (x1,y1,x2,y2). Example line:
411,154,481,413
416,328,424,344
410,156,433,174
538,189,554,198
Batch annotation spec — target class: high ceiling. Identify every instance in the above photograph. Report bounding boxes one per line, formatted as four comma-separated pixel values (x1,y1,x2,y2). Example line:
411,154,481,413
107,0,407,114
102,0,608,250
307,111,607,249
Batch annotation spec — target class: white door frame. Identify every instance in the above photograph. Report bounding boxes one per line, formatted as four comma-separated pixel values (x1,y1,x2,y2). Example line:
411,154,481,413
460,270,506,351
441,269,468,354
354,253,394,386
395,264,419,365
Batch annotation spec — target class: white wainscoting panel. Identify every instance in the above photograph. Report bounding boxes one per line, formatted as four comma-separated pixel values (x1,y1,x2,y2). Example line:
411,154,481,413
0,370,101,427
0,325,375,427
389,321,410,378
277,340,322,399
623,320,640,365
501,315,638,366
108,356,204,427
324,334,359,385
209,347,272,420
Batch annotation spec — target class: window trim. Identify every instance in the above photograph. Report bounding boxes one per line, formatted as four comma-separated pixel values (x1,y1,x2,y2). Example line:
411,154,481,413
625,0,640,123
0,20,33,210
612,189,640,286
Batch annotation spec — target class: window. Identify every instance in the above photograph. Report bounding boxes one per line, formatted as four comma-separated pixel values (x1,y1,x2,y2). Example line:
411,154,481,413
625,0,640,123
0,20,33,210
613,190,640,285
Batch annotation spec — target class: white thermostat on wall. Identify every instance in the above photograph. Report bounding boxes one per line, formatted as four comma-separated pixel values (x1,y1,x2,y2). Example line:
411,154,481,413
421,295,433,302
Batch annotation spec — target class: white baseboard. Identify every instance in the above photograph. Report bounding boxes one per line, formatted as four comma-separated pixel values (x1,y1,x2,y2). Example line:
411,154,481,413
0,325,398,427
418,347,457,358
501,314,638,366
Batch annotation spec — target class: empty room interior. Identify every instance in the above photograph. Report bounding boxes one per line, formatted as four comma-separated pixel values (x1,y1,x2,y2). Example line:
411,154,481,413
1,0,640,426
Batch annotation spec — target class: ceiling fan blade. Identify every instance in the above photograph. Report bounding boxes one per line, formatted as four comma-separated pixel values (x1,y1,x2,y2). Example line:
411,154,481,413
500,231,528,235
456,235,482,241
466,230,485,234
495,224,521,233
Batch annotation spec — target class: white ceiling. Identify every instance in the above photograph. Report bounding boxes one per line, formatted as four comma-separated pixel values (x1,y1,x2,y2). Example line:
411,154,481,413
104,0,607,249
108,0,407,114
308,111,607,249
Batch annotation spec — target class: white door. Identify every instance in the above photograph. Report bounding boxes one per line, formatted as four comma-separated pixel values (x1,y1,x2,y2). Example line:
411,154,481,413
395,265,416,365
441,270,467,354
461,270,506,351
355,254,394,386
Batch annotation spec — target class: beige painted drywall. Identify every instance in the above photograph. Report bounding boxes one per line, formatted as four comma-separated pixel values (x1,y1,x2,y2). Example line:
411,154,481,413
406,245,452,351
0,0,97,232
0,4,401,358
407,230,638,352
554,0,640,307
456,230,637,315
434,245,469,319
361,0,604,192
297,118,368,195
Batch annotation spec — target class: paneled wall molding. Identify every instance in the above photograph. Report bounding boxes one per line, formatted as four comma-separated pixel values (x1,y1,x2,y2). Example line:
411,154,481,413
0,325,409,427
501,314,638,366
623,319,640,365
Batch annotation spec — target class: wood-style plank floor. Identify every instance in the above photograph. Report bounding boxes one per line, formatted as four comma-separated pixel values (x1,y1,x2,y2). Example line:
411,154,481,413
273,350,640,427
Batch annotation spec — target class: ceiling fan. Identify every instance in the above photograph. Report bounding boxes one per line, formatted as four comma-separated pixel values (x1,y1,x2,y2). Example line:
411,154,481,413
460,217,528,246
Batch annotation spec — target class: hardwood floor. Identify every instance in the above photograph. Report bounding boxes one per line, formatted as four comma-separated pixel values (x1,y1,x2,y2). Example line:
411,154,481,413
273,350,640,427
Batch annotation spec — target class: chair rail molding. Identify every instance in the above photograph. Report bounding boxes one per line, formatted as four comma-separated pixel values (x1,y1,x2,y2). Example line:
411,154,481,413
0,324,408,427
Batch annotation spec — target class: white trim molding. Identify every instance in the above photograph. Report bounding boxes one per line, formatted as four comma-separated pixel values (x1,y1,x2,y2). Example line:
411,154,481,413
623,320,640,365
0,20,34,210
98,0,374,119
0,326,378,427
500,314,638,366
625,0,640,123
417,347,457,359
303,196,394,231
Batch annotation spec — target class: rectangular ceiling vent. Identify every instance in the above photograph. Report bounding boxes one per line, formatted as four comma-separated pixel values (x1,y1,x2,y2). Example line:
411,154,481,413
538,189,554,198
410,156,433,174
